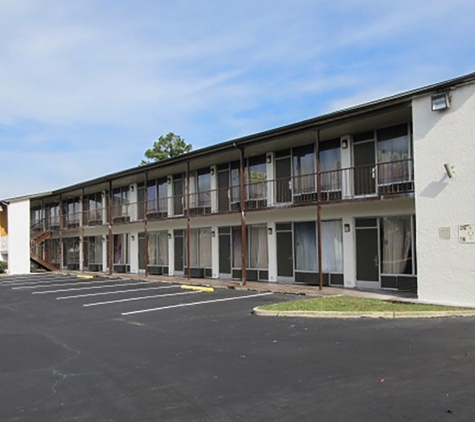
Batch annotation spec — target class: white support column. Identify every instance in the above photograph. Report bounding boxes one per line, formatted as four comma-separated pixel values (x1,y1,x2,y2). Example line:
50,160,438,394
267,221,277,282
340,135,352,199
342,216,356,288
167,176,174,217
211,225,219,278
102,235,108,273
129,184,138,221
129,231,139,273
266,153,275,207
168,230,175,275
210,166,218,213
7,199,31,275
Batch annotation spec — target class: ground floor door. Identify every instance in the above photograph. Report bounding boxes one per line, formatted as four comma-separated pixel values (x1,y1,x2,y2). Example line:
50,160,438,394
276,223,293,279
355,218,379,284
174,230,184,272
218,227,231,277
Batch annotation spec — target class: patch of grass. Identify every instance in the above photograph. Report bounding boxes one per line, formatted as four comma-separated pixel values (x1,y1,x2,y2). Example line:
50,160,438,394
259,296,472,312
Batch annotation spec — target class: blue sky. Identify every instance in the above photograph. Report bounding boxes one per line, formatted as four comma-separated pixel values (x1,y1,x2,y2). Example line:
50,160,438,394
1,0,475,199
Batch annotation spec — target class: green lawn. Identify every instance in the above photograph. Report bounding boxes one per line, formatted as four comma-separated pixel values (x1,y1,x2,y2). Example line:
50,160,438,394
258,296,472,312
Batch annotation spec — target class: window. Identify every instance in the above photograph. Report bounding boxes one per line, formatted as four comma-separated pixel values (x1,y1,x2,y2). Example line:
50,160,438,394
113,234,129,265
377,124,412,185
380,216,414,275
293,145,316,195
189,169,212,211
232,224,268,269
62,198,80,228
146,178,168,217
148,231,169,266
63,237,80,267
112,187,130,220
47,204,60,229
84,193,103,225
320,140,341,194
246,156,267,201
188,228,212,268
84,236,103,266
294,220,343,273
294,222,317,271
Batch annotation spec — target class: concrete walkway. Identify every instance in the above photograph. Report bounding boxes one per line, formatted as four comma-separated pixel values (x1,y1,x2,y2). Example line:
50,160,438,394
57,270,417,302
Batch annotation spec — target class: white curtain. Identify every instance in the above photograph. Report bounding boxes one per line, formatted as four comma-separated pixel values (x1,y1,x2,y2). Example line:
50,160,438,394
199,229,212,267
322,221,343,272
249,225,268,268
294,222,317,271
381,217,412,274
158,231,168,265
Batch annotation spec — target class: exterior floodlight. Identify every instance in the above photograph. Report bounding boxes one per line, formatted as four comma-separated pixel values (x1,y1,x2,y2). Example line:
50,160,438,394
431,93,450,111
444,163,455,178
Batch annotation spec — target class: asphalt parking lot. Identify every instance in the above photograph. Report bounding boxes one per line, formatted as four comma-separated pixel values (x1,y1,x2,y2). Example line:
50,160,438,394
1,273,475,421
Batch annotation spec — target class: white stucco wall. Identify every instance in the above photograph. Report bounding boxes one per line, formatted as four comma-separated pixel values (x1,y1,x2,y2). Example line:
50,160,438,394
413,82,475,306
7,199,31,275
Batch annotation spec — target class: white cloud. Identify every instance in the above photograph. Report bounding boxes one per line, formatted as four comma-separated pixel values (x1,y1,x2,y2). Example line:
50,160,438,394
1,0,475,199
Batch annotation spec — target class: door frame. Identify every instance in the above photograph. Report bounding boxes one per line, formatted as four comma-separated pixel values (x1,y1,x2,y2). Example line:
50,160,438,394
352,138,377,197
355,218,380,288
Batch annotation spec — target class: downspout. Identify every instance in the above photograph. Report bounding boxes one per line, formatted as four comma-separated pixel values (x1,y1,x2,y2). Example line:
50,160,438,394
81,188,85,273
108,180,113,275
59,194,63,271
186,162,191,281
239,147,247,285
316,129,323,291
144,173,149,277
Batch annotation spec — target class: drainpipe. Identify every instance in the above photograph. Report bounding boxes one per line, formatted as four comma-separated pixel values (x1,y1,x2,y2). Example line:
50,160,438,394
316,129,323,291
186,161,191,281
108,180,113,275
59,194,63,271
144,172,149,277
81,187,85,273
239,147,247,285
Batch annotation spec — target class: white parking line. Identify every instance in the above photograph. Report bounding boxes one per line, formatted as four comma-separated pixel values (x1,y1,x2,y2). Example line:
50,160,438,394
32,281,165,294
122,292,274,316
83,291,201,307
13,279,134,290
0,277,82,286
57,285,178,300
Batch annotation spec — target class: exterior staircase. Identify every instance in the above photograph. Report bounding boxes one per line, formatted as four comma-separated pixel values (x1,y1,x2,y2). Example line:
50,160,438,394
30,221,57,272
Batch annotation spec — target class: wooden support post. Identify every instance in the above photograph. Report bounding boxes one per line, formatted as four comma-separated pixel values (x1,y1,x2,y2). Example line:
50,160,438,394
186,162,191,281
240,147,247,285
316,129,323,291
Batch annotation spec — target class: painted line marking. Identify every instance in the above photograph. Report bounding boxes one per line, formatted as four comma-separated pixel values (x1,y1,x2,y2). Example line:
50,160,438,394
32,281,166,294
83,291,201,307
122,292,274,316
56,285,178,300
0,277,85,286
181,285,214,292
13,279,131,289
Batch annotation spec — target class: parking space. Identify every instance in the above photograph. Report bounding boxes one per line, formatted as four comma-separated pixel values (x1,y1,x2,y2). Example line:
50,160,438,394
0,273,279,320
2,273,475,421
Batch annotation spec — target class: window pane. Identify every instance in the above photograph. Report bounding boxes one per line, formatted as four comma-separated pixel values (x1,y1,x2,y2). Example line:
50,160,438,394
381,216,412,274
248,225,268,269
322,221,343,272
294,222,317,271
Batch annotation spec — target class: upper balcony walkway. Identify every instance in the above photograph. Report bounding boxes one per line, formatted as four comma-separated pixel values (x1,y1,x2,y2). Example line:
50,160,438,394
32,159,413,231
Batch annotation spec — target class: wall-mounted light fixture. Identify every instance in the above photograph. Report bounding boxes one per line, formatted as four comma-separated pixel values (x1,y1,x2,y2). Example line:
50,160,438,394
344,223,351,233
211,230,216,238
130,185,134,192
168,233,172,239
444,163,455,178
431,93,450,111
210,167,215,176
341,139,348,149
167,176,172,184
268,227,273,235
267,154,272,164
131,235,136,241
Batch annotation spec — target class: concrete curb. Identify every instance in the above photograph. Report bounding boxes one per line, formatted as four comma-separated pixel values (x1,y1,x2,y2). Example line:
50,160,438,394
252,308,475,319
